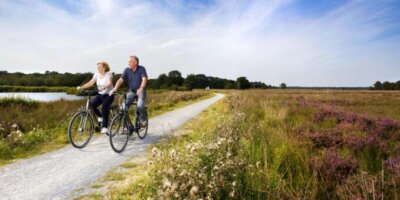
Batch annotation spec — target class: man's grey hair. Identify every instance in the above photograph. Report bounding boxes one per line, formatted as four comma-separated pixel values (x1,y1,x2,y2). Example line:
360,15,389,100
129,55,139,65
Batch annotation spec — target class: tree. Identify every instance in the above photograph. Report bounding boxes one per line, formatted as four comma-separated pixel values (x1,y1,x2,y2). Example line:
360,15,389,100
383,81,395,90
236,77,250,90
251,81,269,89
156,73,168,89
370,80,400,90
183,74,209,89
224,80,236,89
280,83,287,89
373,81,383,90
183,74,196,90
167,70,184,87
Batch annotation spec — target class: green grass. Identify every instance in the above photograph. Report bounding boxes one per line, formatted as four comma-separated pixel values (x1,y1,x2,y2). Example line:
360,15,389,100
90,184,104,189
0,97,39,108
147,91,214,117
119,162,138,169
75,193,104,200
103,171,125,182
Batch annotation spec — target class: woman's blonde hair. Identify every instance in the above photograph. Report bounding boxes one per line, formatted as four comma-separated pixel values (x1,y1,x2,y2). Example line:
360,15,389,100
97,61,110,72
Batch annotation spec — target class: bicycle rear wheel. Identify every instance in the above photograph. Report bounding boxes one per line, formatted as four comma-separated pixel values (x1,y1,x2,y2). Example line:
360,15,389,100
109,113,129,153
68,111,94,148
136,109,148,139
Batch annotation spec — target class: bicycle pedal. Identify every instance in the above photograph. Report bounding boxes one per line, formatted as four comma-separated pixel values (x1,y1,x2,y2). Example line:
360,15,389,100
129,126,135,134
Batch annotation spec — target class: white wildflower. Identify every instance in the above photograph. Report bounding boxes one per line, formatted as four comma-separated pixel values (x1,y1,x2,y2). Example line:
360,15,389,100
232,181,237,187
162,178,172,189
11,123,18,130
190,186,199,196
256,161,261,169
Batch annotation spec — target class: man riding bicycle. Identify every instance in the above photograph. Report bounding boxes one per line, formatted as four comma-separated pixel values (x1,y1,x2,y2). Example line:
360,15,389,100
110,55,148,127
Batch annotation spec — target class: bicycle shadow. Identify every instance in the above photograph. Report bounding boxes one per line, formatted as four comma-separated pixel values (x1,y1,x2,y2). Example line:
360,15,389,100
117,133,161,156
75,132,159,156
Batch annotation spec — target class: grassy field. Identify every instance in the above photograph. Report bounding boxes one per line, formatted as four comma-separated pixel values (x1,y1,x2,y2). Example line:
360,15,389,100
0,90,211,165
93,89,400,199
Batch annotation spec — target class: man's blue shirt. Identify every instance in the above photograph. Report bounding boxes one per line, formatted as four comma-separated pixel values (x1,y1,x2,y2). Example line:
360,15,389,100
121,65,148,92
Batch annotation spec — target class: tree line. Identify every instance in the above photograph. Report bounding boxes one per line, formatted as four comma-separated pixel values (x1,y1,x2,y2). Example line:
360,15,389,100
0,70,275,90
370,81,400,90
147,70,275,90
0,71,93,87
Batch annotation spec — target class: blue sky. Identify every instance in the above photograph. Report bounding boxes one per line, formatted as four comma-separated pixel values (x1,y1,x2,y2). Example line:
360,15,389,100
0,0,399,87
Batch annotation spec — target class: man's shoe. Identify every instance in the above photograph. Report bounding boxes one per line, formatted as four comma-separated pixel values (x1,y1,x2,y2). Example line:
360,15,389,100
140,120,147,128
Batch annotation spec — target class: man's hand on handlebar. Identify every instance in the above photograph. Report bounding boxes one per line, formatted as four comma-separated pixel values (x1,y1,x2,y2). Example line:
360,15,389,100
137,87,144,97
109,89,115,96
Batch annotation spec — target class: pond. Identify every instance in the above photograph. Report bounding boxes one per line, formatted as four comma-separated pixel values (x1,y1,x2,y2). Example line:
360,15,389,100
0,92,84,102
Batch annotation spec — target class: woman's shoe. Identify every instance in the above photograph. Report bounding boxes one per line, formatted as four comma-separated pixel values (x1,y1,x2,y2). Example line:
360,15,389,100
101,127,108,134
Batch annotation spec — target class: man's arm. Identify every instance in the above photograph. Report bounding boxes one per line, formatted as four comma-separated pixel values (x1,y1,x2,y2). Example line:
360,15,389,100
140,77,147,89
137,77,147,97
139,67,148,90
110,78,123,95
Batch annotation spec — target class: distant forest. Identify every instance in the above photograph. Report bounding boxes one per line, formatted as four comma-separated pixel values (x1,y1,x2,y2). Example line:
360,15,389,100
0,70,274,90
370,81,400,90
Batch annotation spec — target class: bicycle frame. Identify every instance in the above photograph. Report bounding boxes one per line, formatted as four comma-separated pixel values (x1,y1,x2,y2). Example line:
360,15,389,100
116,92,139,132
77,93,100,132
109,92,148,152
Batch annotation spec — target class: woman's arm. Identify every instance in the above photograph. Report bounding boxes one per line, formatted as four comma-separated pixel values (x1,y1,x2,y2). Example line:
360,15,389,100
79,77,96,90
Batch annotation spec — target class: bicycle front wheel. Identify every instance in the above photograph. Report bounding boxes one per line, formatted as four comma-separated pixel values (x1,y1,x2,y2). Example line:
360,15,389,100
109,113,129,153
68,111,94,148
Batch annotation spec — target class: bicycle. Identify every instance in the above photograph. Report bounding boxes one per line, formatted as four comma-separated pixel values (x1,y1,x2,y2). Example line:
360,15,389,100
109,92,148,153
67,90,119,148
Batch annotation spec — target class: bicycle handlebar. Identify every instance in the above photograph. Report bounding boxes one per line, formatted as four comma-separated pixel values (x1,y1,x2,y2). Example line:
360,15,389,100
78,90,98,96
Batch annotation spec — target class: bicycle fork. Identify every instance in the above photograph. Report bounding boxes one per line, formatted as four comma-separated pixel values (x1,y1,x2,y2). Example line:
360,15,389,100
78,100,91,132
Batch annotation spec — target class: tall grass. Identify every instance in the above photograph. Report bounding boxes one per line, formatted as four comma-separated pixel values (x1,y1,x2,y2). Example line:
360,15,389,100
108,90,400,199
0,97,39,108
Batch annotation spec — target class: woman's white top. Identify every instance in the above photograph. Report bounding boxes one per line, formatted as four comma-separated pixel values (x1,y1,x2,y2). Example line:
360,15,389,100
93,72,114,95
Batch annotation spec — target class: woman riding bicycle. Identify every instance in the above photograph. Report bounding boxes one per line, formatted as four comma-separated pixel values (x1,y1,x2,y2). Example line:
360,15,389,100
77,61,114,134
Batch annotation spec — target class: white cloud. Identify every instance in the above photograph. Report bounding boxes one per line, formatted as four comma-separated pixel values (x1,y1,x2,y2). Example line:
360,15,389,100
0,0,399,86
